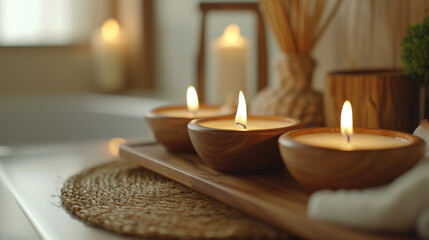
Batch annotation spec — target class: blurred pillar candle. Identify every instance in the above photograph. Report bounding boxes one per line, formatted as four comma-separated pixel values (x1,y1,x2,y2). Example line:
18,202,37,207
212,24,248,104
91,19,125,92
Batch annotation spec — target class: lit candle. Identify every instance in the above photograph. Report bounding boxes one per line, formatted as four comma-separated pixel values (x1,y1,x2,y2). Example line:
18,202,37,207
198,91,295,130
294,101,409,150
154,86,231,118
91,18,125,92
145,86,233,153
212,24,248,104
278,100,425,190
341,100,353,142
188,91,302,173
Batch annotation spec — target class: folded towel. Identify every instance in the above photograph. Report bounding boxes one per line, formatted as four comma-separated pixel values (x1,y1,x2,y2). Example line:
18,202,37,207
308,120,429,238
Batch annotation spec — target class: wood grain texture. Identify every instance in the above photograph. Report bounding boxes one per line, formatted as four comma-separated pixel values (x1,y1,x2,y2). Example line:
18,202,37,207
120,142,419,240
332,0,429,69
188,116,303,174
311,0,429,92
324,69,419,132
279,128,425,190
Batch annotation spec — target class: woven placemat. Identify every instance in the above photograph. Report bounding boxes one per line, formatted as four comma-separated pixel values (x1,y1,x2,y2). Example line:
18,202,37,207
61,160,290,239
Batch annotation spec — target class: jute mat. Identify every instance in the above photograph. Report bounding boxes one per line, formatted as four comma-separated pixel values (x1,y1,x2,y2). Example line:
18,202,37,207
61,160,290,239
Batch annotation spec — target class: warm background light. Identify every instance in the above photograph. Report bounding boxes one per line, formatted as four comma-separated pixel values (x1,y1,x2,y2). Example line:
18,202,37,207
186,86,199,114
235,91,247,128
109,138,126,156
222,24,240,45
341,100,353,137
101,18,120,41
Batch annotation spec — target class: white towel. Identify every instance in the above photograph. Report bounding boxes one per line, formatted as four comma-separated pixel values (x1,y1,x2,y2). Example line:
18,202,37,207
308,120,429,238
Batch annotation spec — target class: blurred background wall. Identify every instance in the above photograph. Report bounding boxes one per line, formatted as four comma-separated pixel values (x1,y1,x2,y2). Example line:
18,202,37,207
0,0,428,100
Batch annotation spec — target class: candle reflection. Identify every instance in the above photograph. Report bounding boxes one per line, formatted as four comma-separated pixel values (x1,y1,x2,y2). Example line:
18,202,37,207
109,138,126,156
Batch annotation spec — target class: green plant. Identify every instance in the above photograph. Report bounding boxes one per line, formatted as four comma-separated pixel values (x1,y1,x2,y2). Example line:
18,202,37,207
401,16,429,85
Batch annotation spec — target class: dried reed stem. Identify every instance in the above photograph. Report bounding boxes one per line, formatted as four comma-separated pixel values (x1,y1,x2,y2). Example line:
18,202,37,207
259,0,342,55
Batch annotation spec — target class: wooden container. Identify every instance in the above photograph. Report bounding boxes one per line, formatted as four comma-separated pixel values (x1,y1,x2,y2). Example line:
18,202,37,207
188,116,303,173
325,69,419,132
279,128,425,190
145,105,231,153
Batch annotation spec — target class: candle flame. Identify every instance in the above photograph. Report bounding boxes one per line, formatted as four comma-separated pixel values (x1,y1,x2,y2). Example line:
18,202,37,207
235,91,247,129
222,24,240,45
186,86,199,115
109,138,126,157
341,100,353,141
102,18,120,41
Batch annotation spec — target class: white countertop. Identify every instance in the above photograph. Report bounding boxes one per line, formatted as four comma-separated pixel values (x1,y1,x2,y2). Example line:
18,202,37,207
0,141,148,240
0,94,167,239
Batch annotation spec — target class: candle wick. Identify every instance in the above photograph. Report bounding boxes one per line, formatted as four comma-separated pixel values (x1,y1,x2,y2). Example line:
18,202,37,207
236,123,247,130
346,134,351,143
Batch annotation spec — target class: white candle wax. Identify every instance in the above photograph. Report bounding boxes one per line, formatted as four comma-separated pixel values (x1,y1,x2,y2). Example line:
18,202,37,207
294,133,410,150
91,19,125,92
158,108,226,118
212,24,248,104
199,118,294,130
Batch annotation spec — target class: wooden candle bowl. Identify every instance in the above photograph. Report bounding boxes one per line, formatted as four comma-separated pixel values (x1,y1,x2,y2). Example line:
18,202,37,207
279,128,426,190
145,105,231,153
188,116,303,174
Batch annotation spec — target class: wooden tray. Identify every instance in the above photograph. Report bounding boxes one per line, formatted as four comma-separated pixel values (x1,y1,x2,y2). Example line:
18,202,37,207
120,142,416,240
